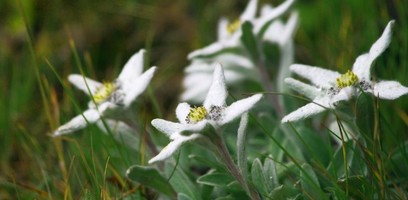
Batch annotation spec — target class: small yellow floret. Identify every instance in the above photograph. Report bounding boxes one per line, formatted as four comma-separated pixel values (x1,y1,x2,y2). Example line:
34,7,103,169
93,82,116,104
336,70,358,89
227,19,241,35
186,106,207,124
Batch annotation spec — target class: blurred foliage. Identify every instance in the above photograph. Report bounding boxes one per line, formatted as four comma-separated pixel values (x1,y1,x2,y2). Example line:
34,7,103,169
0,0,407,199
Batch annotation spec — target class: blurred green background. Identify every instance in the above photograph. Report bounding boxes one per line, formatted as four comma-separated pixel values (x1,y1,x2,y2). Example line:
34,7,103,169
1,0,407,199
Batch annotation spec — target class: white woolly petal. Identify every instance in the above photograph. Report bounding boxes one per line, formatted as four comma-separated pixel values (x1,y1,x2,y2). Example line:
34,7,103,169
68,74,102,96
151,119,207,137
148,133,202,164
351,53,370,80
218,18,230,41
222,94,263,124
53,108,102,136
204,64,228,108
185,61,214,73
118,49,145,82
263,11,298,46
188,43,225,59
352,21,394,80
176,103,191,124
284,78,321,100
281,101,327,123
151,119,184,137
214,54,254,69
260,4,273,16
290,64,340,88
263,20,285,44
181,69,246,103
368,21,394,65
181,72,212,102
122,66,156,108
240,0,258,21
254,0,295,33
334,87,355,102
372,81,408,100
224,70,246,83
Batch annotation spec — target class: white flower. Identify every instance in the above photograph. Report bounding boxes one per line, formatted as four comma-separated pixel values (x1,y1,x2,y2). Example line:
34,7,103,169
282,20,408,123
187,0,295,59
182,10,298,103
181,54,256,102
53,49,157,136
149,64,262,163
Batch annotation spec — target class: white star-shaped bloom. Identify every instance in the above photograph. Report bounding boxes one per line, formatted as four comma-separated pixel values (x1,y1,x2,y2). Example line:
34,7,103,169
181,54,256,102
149,64,262,163
182,9,298,103
282,20,408,123
187,0,295,59
53,49,157,136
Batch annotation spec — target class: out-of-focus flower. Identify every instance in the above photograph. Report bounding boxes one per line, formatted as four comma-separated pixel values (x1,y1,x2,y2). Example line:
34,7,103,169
181,54,256,102
53,49,156,136
149,64,262,163
182,3,298,103
282,20,408,123
188,0,295,59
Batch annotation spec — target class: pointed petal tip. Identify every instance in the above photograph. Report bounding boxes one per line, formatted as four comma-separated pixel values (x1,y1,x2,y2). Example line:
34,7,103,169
147,158,158,164
151,118,160,126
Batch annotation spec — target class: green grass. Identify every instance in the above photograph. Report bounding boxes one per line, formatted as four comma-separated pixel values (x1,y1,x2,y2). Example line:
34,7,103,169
1,0,408,199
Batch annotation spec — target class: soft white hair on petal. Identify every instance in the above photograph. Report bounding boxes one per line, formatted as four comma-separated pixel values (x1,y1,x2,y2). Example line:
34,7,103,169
188,43,224,60
185,61,214,73
290,64,340,88
217,17,230,41
372,81,408,100
68,74,102,96
122,66,156,108
279,11,299,45
204,64,228,108
240,0,258,21
284,78,321,100
254,0,295,33
118,49,145,82
53,108,102,136
151,119,207,137
352,21,394,80
148,133,202,164
214,54,254,69
181,73,212,102
222,94,262,124
176,103,191,124
351,53,370,80
281,98,329,123
368,21,394,64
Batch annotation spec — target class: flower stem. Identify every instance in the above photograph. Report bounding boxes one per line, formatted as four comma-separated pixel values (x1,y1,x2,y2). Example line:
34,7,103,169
256,58,284,118
123,118,159,157
213,135,260,200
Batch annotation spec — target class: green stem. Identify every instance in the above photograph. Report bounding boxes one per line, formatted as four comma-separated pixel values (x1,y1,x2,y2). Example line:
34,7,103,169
213,134,260,200
257,59,283,118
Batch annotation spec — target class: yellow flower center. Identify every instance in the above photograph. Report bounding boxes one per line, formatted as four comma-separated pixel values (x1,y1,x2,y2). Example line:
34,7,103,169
93,82,116,104
227,19,241,35
336,70,358,89
186,106,208,124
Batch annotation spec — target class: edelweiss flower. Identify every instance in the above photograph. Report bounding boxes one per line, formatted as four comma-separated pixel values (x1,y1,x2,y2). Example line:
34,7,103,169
149,64,262,163
282,20,408,123
182,54,256,102
53,49,156,136
187,0,295,59
182,9,298,103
